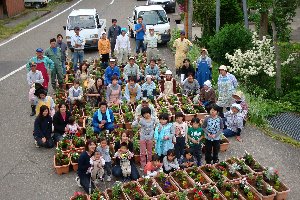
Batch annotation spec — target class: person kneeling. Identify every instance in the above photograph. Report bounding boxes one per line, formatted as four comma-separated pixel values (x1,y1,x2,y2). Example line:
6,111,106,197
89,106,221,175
92,102,115,134
144,154,162,177
223,103,244,142
163,149,179,174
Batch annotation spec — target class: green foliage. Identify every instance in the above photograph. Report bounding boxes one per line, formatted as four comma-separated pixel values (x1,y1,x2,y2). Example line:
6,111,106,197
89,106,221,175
168,28,181,53
220,0,244,27
208,23,253,64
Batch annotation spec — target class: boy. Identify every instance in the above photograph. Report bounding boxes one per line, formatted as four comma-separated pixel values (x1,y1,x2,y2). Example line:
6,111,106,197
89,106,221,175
114,142,134,181
179,149,196,169
144,154,162,177
96,138,112,182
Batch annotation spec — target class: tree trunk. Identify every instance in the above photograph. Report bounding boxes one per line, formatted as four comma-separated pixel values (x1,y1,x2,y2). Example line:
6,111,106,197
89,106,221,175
259,11,268,39
216,0,220,32
242,0,249,29
188,0,193,40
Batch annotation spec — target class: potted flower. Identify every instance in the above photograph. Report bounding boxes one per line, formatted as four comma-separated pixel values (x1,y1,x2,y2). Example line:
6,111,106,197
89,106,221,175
168,191,188,200
73,136,85,151
57,137,72,153
157,194,168,200
114,114,124,129
248,175,276,200
70,152,80,171
121,104,132,113
201,166,224,183
243,152,264,174
181,104,196,121
132,134,141,164
188,183,207,200
123,181,146,200
236,159,252,177
54,147,70,175
70,191,89,200
215,161,240,181
216,182,241,200
138,177,163,198
235,178,261,200
154,172,179,194
111,104,120,114
185,166,211,186
170,170,194,190
123,112,134,129
105,181,127,200
202,186,224,200
219,134,230,152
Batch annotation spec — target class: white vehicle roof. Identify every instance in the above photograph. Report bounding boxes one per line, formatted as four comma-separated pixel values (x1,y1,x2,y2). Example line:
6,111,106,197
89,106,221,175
135,5,165,13
69,9,97,16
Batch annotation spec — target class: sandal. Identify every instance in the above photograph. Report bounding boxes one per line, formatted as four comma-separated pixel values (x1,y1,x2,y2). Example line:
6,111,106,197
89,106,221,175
236,136,242,142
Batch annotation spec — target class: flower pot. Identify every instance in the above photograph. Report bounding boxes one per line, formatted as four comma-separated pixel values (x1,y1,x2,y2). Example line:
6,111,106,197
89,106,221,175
185,167,212,186
122,181,147,200
186,189,208,200
247,177,276,200
169,170,195,191
168,191,189,200
214,163,242,182
105,188,127,200
54,154,70,175
201,185,227,200
220,137,230,152
274,182,290,200
71,161,78,172
154,174,179,195
70,194,89,200
137,177,164,198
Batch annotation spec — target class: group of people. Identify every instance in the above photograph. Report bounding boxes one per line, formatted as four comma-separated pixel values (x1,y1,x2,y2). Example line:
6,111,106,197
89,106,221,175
26,17,249,195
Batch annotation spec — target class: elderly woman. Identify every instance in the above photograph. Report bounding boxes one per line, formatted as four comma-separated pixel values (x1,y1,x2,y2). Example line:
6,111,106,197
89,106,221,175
106,76,122,106
141,75,156,99
52,102,72,143
182,72,200,96
86,77,105,107
196,48,212,86
160,70,177,97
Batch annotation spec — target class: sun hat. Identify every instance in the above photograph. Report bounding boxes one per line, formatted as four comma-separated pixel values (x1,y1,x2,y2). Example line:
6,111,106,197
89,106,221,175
129,56,135,60
219,65,227,71
165,70,172,75
231,103,242,112
149,26,154,30
203,80,212,88
201,48,208,54
121,28,127,32
232,91,244,99
36,48,43,53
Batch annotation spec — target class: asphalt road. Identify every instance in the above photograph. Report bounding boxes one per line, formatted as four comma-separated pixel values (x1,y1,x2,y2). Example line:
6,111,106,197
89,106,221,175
0,0,299,200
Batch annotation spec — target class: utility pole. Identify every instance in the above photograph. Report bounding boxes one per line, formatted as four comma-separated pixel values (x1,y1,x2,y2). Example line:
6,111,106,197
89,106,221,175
242,0,249,29
184,0,189,38
216,0,220,32
187,0,193,40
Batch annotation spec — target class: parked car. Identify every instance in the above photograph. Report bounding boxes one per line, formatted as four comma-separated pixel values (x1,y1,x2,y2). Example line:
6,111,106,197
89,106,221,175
63,9,106,51
127,5,171,44
24,0,51,9
146,0,176,13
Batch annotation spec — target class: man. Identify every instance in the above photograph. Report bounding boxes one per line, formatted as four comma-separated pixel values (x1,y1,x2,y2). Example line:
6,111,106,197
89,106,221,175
144,59,161,81
124,77,142,104
134,97,157,120
145,26,158,62
45,38,64,90
196,48,212,86
182,73,200,96
123,57,141,82
26,48,54,92
71,26,85,71
92,101,115,134
98,32,111,68
104,58,122,85
56,34,68,75
107,19,121,56
134,16,146,54
115,28,131,66
173,30,193,76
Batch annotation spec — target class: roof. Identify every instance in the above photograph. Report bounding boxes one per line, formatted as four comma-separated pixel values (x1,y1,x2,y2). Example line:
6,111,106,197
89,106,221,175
135,5,165,12
69,9,97,16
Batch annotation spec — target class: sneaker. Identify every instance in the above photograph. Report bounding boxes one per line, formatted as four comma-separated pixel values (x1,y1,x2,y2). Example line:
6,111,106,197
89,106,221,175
139,167,144,171
106,176,111,182
75,176,82,187
34,140,40,148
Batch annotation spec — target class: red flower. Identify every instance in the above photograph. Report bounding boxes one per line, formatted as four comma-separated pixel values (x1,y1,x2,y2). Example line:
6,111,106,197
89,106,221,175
76,132,81,137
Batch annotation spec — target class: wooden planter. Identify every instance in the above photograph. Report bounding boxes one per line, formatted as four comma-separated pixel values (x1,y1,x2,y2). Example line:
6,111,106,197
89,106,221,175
137,177,164,198
247,178,276,200
169,170,195,191
70,194,89,200
220,137,230,152
54,154,70,175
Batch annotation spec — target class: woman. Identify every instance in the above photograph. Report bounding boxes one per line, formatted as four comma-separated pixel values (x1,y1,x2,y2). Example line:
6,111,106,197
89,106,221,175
52,103,72,143
33,105,54,148
160,70,177,97
124,77,142,104
106,76,122,106
86,77,105,107
112,132,139,181
34,89,55,117
182,72,200,96
196,48,212,87
75,62,89,88
76,139,96,194
98,32,111,68
179,58,195,83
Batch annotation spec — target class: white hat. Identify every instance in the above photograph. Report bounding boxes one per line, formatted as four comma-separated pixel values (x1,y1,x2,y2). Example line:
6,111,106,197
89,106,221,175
109,58,116,62
219,65,227,71
232,91,244,99
203,80,212,88
165,70,172,75
146,75,152,79
148,26,154,30
101,31,106,35
231,103,242,112
201,48,208,54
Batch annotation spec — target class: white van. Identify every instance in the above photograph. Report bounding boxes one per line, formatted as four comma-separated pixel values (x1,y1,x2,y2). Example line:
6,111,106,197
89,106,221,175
127,5,171,43
64,9,106,50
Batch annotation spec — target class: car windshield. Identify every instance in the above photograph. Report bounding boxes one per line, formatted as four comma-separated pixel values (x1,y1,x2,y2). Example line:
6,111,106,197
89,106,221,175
68,15,96,30
138,10,167,25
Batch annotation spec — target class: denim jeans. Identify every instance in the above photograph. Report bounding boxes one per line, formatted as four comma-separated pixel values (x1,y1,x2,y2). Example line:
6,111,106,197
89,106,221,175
112,164,140,180
78,173,94,194
136,39,146,54
205,140,220,164
34,136,54,148
140,140,153,168
174,136,185,159
72,51,84,71
104,162,112,177
62,60,66,75
223,128,238,137
52,132,63,143
191,144,202,166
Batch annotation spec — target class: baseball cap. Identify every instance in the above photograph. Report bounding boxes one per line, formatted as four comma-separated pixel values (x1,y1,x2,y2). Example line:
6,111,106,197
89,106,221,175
36,48,43,53
74,26,80,31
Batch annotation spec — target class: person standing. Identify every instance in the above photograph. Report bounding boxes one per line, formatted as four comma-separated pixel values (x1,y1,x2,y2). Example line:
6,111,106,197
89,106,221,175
71,26,85,71
107,19,121,56
26,48,54,92
115,28,131,66
145,26,158,62
196,48,212,87
98,32,111,68
134,16,146,54
173,31,192,76
56,34,68,75
45,38,64,90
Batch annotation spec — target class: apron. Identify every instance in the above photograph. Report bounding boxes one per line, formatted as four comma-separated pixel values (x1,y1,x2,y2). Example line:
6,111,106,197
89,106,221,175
196,59,211,87
36,97,51,116
36,62,49,89
109,85,121,104
129,84,138,103
164,78,174,96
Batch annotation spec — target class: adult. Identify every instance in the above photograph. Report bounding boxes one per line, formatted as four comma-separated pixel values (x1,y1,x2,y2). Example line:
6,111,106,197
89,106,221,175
86,77,105,107
124,77,142,104
141,75,157,99
75,62,89,87
144,59,161,81
173,31,192,76
104,58,121,85
26,48,54,92
123,57,141,82
145,26,158,62
92,102,115,134
112,132,139,180
98,32,111,68
232,91,248,125
135,97,157,120
53,103,72,143
160,70,177,97
33,105,54,148
45,38,64,90
71,26,85,71
182,73,200,96
77,140,96,194
107,19,121,56
196,48,212,87
106,76,122,106
34,89,55,117
217,65,238,117
199,80,216,111
179,58,195,83
134,16,146,54
115,28,131,66
56,34,68,75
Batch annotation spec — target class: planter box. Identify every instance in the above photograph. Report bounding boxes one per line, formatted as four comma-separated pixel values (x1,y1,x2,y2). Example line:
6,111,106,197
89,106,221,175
154,174,179,195
122,181,147,200
214,163,242,182
186,189,208,200
105,188,127,200
54,154,70,175
220,137,230,152
196,113,208,120
137,177,164,198
183,113,196,121
71,160,78,171
201,185,227,200
247,178,276,200
185,167,212,186
70,194,89,200
274,181,290,200
168,192,189,200
169,170,195,191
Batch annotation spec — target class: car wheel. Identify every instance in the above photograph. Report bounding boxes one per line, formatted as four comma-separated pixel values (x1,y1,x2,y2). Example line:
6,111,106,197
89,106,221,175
34,3,42,9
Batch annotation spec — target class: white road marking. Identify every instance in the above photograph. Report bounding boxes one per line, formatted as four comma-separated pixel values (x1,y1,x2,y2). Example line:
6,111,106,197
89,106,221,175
110,0,115,5
0,0,83,82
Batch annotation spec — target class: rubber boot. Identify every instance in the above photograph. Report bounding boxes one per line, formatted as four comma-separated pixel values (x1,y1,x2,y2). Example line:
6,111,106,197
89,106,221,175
30,105,36,116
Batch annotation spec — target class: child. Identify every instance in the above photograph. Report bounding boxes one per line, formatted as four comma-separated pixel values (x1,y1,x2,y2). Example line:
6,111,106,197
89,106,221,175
223,103,244,142
68,80,83,104
65,116,80,139
179,149,196,169
187,117,205,166
132,107,156,169
114,142,134,181
144,154,163,177
202,104,224,165
27,62,44,116
163,149,179,174
173,112,188,160
96,138,112,182
232,91,248,125
154,113,175,160
90,151,105,184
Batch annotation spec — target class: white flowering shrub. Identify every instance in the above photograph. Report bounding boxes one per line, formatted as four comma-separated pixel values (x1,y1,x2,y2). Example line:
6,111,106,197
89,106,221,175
225,32,295,78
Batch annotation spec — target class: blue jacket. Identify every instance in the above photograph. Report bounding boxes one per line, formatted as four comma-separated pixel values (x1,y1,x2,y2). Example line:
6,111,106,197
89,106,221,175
92,108,114,133
34,116,52,138
154,123,175,156
104,66,121,85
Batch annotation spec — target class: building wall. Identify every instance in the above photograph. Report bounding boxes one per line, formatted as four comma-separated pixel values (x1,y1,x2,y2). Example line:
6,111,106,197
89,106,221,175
5,0,25,17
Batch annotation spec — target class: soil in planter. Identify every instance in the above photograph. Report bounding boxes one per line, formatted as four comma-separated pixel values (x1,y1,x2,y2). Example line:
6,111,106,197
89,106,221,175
139,179,162,197
248,181,275,197
247,162,264,173
215,164,239,181
187,192,207,200
155,177,178,194
201,166,223,182
106,190,127,200
202,188,222,200
123,183,145,200
171,171,193,190
218,187,242,200
235,186,260,200
186,168,209,185
263,178,288,192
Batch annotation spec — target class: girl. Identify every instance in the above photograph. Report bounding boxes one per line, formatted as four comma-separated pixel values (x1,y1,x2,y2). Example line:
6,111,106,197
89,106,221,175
179,58,195,83
232,91,248,125
33,105,54,148
141,75,156,100
144,154,163,177
223,103,244,142
96,138,112,182
173,112,188,160
132,107,156,169
53,103,72,143
163,149,179,174
202,104,224,165
90,151,105,184
106,76,122,106
179,149,196,169
187,117,204,166
68,80,83,105
34,89,55,117
86,77,105,107
65,116,81,139
154,113,175,160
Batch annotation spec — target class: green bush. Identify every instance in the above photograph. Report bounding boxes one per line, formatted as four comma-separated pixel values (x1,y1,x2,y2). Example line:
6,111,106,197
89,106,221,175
208,23,253,64
168,28,181,53
220,0,244,27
